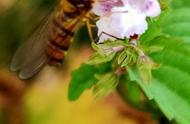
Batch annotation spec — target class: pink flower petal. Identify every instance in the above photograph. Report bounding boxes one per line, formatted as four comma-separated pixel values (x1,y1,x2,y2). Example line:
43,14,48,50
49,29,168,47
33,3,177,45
92,0,124,16
126,0,161,17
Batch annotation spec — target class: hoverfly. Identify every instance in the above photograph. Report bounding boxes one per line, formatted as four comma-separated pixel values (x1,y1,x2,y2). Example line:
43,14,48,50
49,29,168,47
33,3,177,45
10,0,95,79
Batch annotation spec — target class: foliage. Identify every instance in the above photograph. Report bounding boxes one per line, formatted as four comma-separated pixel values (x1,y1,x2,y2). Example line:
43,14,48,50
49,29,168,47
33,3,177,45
69,1,190,124
1,0,190,123
68,64,97,101
93,73,119,98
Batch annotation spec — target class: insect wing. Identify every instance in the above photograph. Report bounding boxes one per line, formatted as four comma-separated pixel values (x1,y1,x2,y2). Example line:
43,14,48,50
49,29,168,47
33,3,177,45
10,15,52,79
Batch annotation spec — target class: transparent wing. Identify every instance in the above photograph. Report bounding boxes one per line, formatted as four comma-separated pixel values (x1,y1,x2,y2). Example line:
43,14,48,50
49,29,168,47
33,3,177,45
10,13,53,79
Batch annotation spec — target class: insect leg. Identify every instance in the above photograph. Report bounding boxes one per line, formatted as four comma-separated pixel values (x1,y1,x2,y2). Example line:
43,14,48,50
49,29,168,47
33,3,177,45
82,13,99,42
85,19,96,42
96,31,123,44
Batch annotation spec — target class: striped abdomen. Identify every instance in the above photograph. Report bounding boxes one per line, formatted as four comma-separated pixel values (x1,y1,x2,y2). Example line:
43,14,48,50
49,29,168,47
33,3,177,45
10,0,94,79
47,0,93,65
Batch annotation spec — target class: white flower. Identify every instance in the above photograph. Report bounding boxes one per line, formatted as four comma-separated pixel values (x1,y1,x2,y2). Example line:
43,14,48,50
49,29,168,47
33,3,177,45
92,0,161,43
97,10,147,42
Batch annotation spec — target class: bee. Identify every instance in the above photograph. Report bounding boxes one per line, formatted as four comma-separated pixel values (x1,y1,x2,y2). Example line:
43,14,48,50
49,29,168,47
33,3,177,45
10,0,94,79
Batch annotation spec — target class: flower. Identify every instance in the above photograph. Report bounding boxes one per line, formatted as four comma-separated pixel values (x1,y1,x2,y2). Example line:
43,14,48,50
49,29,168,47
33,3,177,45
96,8,148,42
92,0,124,16
125,0,161,17
92,0,161,43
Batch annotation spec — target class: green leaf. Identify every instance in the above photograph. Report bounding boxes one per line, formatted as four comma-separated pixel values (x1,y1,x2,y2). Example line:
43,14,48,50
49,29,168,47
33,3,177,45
127,6,190,123
129,35,190,124
117,48,138,67
93,73,119,98
140,9,190,45
118,50,128,65
171,0,190,9
86,52,116,65
143,45,164,54
137,56,160,84
87,41,126,65
68,64,97,101
92,40,125,54
91,42,100,52
162,9,190,43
